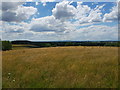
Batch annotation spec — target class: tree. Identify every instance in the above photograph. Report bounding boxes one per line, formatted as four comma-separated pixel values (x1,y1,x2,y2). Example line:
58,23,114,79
2,41,12,51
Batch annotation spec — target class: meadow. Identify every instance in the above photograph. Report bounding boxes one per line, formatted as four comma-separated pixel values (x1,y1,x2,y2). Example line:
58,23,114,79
2,45,118,88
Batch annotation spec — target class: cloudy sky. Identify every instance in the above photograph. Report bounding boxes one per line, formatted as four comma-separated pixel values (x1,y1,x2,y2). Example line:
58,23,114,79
1,1,119,41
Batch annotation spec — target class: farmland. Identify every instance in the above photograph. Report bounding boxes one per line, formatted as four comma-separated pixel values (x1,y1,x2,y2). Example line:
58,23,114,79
2,45,118,88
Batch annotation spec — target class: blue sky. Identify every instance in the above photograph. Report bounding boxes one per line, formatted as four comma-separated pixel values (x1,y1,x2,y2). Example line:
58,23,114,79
1,1,118,41
23,2,115,19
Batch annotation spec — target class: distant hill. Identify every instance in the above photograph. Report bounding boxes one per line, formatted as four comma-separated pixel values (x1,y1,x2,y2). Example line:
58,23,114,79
12,40,31,44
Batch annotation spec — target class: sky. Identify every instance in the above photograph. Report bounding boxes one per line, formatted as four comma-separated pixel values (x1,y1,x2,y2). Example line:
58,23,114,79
1,1,119,41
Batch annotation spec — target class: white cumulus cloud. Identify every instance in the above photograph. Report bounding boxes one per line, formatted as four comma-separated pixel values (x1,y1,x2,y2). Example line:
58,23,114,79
52,1,76,21
30,15,76,33
103,3,118,22
1,2,37,22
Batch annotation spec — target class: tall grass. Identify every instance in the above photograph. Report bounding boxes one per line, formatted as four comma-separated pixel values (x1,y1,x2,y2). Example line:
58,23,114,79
2,46,118,88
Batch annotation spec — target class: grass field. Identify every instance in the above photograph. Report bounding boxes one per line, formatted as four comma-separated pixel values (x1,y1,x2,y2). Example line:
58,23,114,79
12,44,39,50
2,46,118,88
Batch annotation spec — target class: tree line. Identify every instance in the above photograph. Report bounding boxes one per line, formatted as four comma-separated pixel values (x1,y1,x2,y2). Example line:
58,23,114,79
12,40,120,47
1,40,120,51
0,41,12,51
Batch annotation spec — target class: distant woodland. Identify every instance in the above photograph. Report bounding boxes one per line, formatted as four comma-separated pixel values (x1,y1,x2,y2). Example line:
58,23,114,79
1,40,119,51
12,40,120,46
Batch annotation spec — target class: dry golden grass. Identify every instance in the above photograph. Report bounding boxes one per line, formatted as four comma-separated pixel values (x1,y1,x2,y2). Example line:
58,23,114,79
12,44,38,50
2,46,118,88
